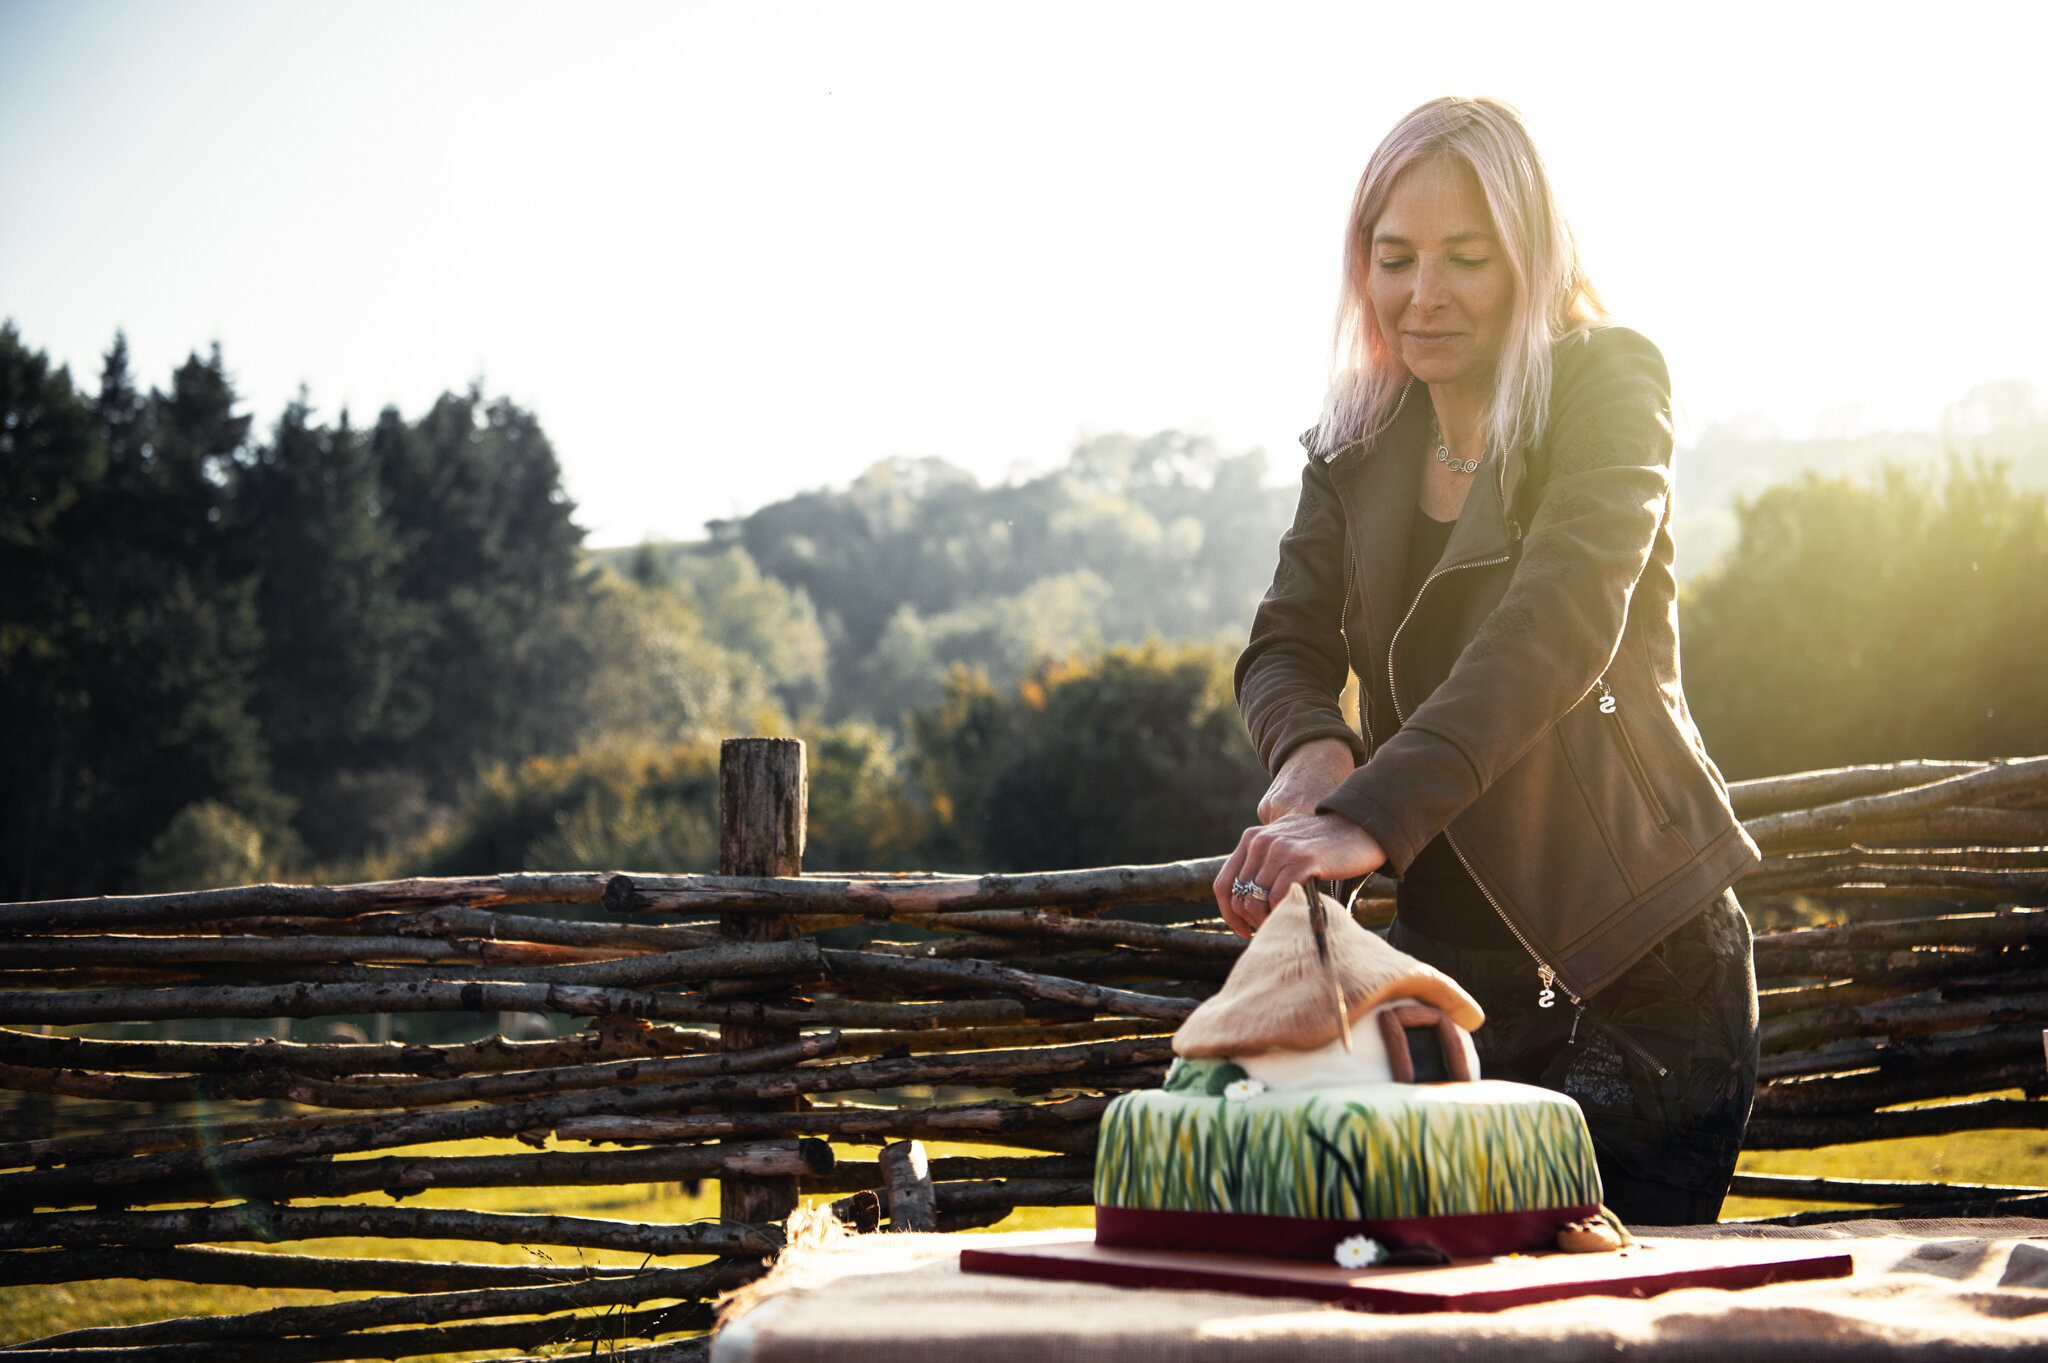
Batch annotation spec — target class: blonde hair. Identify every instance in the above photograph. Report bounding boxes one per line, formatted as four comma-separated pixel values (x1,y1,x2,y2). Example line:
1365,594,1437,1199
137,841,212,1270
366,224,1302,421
1312,96,1604,459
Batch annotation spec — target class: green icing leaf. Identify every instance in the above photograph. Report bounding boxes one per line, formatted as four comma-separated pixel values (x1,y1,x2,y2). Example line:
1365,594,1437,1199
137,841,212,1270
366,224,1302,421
1162,1056,1248,1096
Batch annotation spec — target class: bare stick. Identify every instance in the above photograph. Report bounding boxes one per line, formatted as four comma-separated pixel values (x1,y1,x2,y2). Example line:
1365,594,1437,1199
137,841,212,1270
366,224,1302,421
1727,1173,2048,1204
603,857,1225,916
806,1153,1089,1195
556,1093,1113,1153
0,1202,779,1254
0,934,641,968
1759,1022,2048,1081
0,977,1032,1028
1753,1055,2043,1117
929,1177,1094,1211
354,906,723,951
10,1257,759,1350
0,1032,839,1110
1763,990,2048,1052
1744,1098,2048,1148
878,1139,937,1231
1752,1192,2048,1226
830,1020,1172,1057
1780,808,2048,848
1752,912,2048,967
1755,946,2045,990
0,1110,396,1173
1741,755,2048,852
1740,864,2048,898
0,1020,722,1080
0,873,613,933
1755,845,2048,880
817,950,1197,1021
0,1244,655,1291
87,1140,836,1210
828,1189,881,1233
1728,760,1991,819
916,911,1245,956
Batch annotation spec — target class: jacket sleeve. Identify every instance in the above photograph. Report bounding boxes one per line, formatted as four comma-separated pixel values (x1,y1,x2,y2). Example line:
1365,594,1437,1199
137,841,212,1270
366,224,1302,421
1317,327,1674,872
1233,450,1368,774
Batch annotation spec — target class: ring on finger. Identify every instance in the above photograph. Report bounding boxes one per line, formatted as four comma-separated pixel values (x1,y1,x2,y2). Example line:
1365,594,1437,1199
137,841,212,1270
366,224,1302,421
1232,879,1269,902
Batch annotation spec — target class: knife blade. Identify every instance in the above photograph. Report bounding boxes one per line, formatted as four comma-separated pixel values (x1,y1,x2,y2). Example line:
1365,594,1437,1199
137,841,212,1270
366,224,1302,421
1307,878,1352,1053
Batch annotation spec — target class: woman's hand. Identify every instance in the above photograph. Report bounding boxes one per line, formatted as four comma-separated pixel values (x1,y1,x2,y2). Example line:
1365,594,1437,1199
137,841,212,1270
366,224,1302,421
1213,812,1388,938
1257,738,1357,823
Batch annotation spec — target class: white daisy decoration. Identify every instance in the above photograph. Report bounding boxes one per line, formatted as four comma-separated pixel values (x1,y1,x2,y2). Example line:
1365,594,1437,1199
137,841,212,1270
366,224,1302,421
1221,1077,1267,1102
1334,1235,1387,1269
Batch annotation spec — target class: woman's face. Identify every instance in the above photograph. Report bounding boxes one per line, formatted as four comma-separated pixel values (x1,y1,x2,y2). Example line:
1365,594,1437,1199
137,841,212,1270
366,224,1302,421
1366,155,1515,396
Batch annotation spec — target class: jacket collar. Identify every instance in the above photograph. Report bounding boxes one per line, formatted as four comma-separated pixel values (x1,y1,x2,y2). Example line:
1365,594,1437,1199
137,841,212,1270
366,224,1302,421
1323,386,1516,655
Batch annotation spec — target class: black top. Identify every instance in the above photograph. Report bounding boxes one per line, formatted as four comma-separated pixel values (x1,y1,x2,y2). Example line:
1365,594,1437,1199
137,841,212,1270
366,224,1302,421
1392,503,1516,948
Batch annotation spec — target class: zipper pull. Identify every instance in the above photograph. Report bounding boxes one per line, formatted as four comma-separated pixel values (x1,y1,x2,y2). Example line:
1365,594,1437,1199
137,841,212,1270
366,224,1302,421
1567,999,1585,1045
1537,965,1556,1010
1595,677,1617,715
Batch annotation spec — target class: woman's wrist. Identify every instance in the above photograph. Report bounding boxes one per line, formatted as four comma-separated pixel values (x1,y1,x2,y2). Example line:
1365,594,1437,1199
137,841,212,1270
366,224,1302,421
1260,739,1358,824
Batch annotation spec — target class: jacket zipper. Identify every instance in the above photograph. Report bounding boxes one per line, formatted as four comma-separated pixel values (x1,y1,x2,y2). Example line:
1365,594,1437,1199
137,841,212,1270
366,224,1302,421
1593,678,1674,830
1381,531,1669,1077
1340,551,1374,755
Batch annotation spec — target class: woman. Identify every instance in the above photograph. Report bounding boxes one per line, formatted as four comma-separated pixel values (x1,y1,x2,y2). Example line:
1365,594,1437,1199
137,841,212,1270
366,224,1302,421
1214,96,1761,1224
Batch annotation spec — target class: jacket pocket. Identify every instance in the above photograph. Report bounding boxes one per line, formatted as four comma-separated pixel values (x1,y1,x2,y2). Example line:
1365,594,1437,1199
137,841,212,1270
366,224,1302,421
1593,677,1673,830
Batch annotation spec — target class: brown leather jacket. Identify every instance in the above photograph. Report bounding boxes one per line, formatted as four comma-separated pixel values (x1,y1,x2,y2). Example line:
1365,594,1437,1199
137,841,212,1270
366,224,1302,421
1235,326,1758,1001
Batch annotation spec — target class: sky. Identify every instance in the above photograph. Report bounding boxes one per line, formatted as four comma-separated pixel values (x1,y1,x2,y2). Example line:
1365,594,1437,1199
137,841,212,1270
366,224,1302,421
4,0,2045,546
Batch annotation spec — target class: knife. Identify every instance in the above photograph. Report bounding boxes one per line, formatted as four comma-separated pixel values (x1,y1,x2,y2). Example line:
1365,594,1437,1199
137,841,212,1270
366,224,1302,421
1307,878,1352,1053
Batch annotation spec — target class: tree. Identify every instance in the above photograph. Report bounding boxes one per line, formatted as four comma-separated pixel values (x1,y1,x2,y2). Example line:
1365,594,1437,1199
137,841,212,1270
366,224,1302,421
226,399,425,856
0,327,282,898
1681,460,2048,779
910,644,1268,872
368,391,588,793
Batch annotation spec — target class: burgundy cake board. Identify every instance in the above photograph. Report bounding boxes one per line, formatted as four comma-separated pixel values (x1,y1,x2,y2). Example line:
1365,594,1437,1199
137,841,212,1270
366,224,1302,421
959,1233,1852,1313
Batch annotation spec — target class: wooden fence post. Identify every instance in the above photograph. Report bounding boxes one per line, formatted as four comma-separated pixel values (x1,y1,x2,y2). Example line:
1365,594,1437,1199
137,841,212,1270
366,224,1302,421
718,737,807,1226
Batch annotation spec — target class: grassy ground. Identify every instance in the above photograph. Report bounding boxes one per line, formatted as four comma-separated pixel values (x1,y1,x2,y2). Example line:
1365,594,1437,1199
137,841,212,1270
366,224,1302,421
10,1122,2046,1355
1726,1126,2048,1219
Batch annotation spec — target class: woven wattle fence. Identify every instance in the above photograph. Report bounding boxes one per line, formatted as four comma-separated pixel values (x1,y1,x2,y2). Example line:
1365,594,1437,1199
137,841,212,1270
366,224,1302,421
1,740,2045,1357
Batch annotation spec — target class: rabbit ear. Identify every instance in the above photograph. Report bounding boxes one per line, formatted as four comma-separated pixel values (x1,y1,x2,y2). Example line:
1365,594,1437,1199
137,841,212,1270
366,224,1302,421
1173,884,1484,1058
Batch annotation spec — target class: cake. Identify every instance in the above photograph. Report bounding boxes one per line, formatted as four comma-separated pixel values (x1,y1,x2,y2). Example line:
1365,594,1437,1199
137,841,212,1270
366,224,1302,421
1092,885,1607,1262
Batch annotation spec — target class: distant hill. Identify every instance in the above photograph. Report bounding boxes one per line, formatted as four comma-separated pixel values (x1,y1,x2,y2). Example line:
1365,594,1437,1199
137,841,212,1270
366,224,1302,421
597,382,2048,724
1673,380,2048,578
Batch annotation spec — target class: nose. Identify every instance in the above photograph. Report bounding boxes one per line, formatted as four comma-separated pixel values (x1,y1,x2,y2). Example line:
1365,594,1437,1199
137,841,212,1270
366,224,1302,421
1411,252,1450,314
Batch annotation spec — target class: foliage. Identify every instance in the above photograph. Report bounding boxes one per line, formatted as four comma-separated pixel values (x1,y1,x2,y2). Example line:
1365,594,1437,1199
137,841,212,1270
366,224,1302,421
854,571,1112,721
801,721,928,872
567,570,794,752
130,801,274,893
423,743,723,877
910,642,1269,872
1681,460,2048,779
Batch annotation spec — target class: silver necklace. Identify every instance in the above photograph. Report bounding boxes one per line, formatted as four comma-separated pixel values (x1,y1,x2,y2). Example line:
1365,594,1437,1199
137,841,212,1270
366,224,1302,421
1430,414,1485,475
